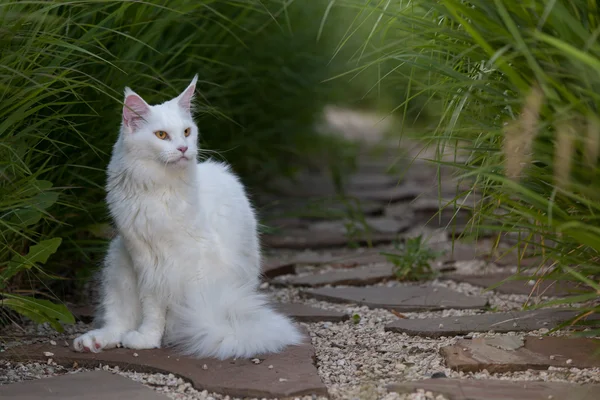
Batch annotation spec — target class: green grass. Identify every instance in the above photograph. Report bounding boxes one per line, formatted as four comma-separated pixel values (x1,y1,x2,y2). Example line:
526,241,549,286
0,0,399,328
382,236,442,281
338,0,600,334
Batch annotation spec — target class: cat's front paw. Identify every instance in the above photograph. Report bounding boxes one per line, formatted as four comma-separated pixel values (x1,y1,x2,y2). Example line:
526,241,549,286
73,329,121,353
120,330,161,350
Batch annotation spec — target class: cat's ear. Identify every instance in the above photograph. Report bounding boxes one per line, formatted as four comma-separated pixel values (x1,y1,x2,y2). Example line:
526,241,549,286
176,74,198,113
122,88,150,133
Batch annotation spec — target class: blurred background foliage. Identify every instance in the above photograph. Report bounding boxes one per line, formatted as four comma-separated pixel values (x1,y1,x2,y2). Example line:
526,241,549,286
335,0,600,331
2,0,599,332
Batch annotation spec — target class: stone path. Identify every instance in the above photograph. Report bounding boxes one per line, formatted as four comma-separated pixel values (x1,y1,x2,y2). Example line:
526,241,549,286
3,341,327,398
388,379,600,400
0,370,170,399
385,309,600,337
2,117,599,399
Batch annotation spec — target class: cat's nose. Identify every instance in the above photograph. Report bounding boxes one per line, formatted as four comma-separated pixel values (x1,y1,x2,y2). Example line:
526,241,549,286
177,146,188,154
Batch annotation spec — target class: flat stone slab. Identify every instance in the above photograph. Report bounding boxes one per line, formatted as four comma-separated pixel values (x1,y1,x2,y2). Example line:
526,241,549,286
388,378,600,400
347,183,423,202
3,342,326,399
274,264,395,287
263,249,390,276
262,228,404,249
441,336,600,372
0,370,168,399
303,286,488,311
268,175,339,198
273,303,348,322
260,197,384,221
262,257,297,278
71,303,346,324
442,272,589,296
385,309,599,337
263,241,488,272
346,173,400,190
269,171,402,199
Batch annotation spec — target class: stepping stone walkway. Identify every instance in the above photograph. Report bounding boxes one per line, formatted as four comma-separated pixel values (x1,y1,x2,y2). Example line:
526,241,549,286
3,341,327,399
3,135,597,399
0,370,169,400
387,379,600,400
303,286,488,311
441,336,600,372
385,308,600,337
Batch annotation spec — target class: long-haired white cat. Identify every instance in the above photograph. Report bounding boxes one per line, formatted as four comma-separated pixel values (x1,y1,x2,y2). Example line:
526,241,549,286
73,76,303,359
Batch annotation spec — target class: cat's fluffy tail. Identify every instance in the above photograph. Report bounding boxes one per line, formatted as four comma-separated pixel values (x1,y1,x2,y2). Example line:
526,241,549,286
166,282,304,360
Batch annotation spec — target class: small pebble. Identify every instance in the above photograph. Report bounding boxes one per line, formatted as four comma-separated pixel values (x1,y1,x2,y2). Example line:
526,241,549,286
133,353,139,357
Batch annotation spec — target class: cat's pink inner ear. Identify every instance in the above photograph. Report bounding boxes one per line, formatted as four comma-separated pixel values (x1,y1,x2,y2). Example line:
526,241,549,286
177,75,198,113
123,94,150,132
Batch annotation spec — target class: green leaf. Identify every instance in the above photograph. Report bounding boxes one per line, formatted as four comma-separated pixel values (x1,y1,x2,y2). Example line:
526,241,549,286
30,191,60,211
8,183,59,228
1,238,62,286
1,293,75,332
10,208,43,227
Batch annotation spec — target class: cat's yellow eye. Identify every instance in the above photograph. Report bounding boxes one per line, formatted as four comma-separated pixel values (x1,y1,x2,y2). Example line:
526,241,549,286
154,130,169,140
184,128,191,137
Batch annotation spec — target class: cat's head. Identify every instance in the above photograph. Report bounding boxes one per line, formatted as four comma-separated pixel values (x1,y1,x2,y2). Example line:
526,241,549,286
120,75,199,168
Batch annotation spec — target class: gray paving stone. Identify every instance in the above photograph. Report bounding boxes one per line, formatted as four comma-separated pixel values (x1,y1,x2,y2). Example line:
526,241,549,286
3,340,327,399
71,303,347,325
441,336,600,372
0,370,169,399
273,303,348,322
347,184,423,203
303,286,488,311
269,171,401,199
346,173,399,190
261,197,384,221
441,272,589,296
274,264,395,287
387,378,600,400
269,175,338,198
262,228,403,249
385,309,598,337
262,257,297,278
262,249,388,276
364,217,409,234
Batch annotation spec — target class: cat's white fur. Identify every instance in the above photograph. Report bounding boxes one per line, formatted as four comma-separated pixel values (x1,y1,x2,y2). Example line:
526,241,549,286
73,76,303,359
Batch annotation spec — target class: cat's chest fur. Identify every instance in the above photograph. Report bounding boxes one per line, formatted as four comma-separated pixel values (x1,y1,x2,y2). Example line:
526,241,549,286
108,173,206,268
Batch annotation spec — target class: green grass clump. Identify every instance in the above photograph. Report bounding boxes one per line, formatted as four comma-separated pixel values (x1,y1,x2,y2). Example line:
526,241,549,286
382,236,442,281
343,0,600,333
0,0,385,328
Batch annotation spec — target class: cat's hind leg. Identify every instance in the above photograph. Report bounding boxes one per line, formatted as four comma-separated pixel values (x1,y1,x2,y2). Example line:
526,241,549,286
74,236,141,352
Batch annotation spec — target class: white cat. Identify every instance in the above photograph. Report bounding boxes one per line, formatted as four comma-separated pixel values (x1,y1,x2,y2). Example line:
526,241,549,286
73,76,303,359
